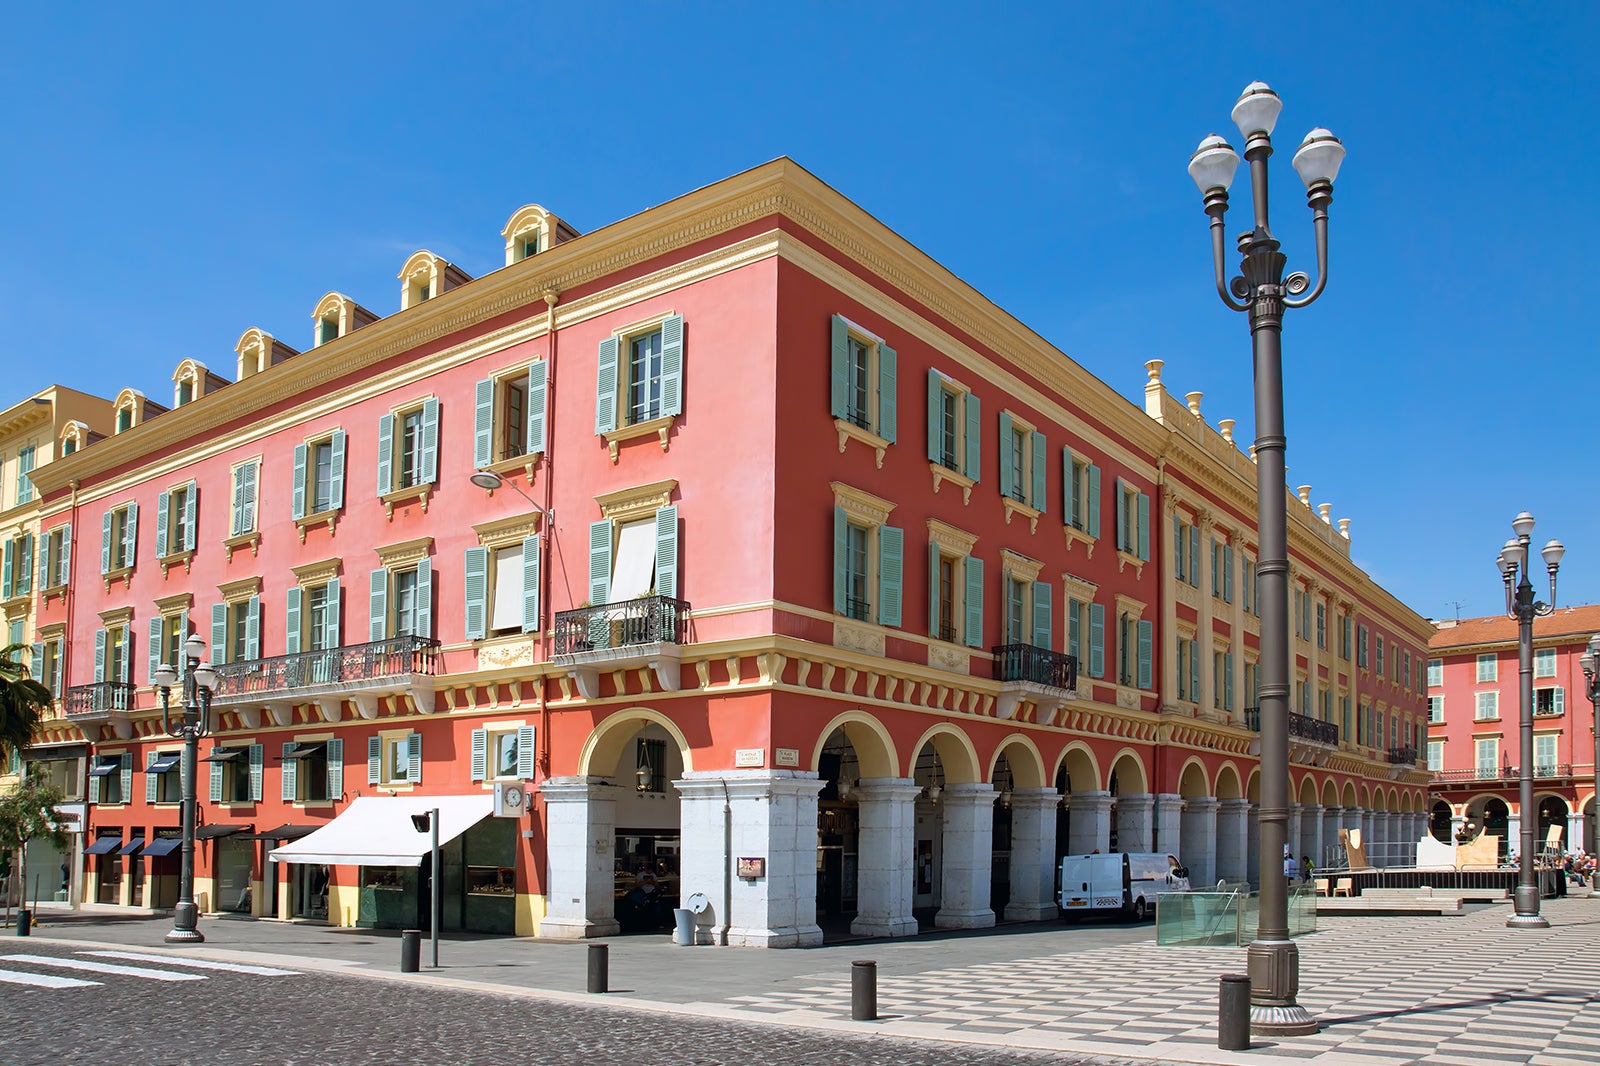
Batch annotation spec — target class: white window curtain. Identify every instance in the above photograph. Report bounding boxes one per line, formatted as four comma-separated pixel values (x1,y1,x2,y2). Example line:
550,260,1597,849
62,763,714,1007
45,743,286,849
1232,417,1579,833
491,545,524,631
609,518,657,600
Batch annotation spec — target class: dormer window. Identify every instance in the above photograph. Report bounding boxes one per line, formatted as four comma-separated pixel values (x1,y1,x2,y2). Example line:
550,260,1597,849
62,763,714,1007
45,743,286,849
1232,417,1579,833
318,317,339,345
501,204,579,267
235,328,300,380
310,293,377,349
111,388,160,434
177,379,193,406
171,358,223,408
116,408,132,433
398,252,470,311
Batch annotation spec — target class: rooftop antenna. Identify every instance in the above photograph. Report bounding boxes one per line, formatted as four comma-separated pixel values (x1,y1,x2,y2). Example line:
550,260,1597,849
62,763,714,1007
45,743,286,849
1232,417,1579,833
1445,599,1466,622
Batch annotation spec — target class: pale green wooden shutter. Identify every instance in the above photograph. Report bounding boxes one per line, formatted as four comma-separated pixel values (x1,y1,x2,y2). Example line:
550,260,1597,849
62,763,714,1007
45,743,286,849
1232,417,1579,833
517,725,536,779
245,596,260,660
997,411,1014,498
877,342,896,443
119,753,133,802
36,532,50,591
1138,493,1151,561
527,362,548,455
473,378,495,467
660,314,684,417
928,540,941,639
146,751,160,803
963,392,981,480
1115,479,1127,551
209,752,224,803
418,397,439,484
1189,638,1200,699
281,743,298,801
926,371,942,462
16,534,29,596
1187,517,1198,580
463,547,488,640
1224,652,1234,709
329,430,346,510
376,413,394,496
1030,432,1046,511
248,745,263,801
1031,580,1051,649
183,482,198,550
589,521,612,604
325,578,341,647
1088,603,1105,678
101,510,112,573
963,556,984,648
326,738,344,800
1137,620,1153,689
94,629,106,682
90,762,102,804
292,443,308,519
211,604,226,665
414,558,432,638
832,507,847,615
831,316,851,420
595,337,619,434
655,505,679,600
0,539,10,598
1061,449,1076,528
471,728,487,781
407,733,422,784
124,501,138,567
877,525,903,627
369,569,388,641
368,735,382,784
155,490,170,558
148,617,163,680
231,464,248,536
284,588,302,654
1067,598,1081,662
522,534,541,633
1224,545,1234,603
30,641,43,681
1087,465,1100,537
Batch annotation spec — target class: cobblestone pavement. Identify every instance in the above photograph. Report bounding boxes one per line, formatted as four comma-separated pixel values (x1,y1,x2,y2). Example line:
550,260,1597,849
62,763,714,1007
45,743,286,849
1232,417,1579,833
15,898,1600,1065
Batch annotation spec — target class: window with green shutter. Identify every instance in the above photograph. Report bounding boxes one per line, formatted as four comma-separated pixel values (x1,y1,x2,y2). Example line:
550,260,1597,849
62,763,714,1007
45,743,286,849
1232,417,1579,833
474,363,547,469
597,315,685,442
829,315,896,445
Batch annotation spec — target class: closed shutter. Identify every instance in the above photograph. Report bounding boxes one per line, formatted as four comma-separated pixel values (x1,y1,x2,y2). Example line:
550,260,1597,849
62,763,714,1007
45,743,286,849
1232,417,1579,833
1115,479,1127,552
659,314,684,417
148,617,163,680
326,739,344,800
183,482,198,550
877,525,903,627
370,570,389,641
155,490,170,558
94,629,106,683
517,725,536,779
368,735,382,785
58,526,71,592
0,539,10,598
1224,652,1235,709
376,412,394,496
325,578,341,648
418,397,439,484
328,430,347,510
997,411,1013,498
963,556,984,648
654,505,679,601
407,733,422,784
526,361,548,455
89,763,102,804
463,547,488,640
926,370,942,463
30,642,43,682
414,559,432,639
1088,603,1105,679
522,534,541,633
36,532,49,591
473,378,495,468
1030,431,1046,511
831,316,851,420
470,728,487,781
17,534,30,595
284,588,302,655
1137,620,1153,689
1067,598,1081,662
146,751,160,804
963,391,981,481
1087,465,1101,537
1061,450,1076,528
101,510,112,573
927,540,941,639
248,745,264,802
832,508,847,615
245,596,260,660
231,464,248,536
119,753,133,802
589,521,612,605
281,743,298,801
209,750,224,802
292,443,308,520
595,337,619,434
1189,639,1200,699
211,604,226,665
124,501,138,567
1031,580,1051,649
1224,545,1234,603
876,342,896,443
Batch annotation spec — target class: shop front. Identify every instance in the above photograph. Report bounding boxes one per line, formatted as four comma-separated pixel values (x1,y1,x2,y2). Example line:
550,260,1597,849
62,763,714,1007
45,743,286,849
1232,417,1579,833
198,824,254,913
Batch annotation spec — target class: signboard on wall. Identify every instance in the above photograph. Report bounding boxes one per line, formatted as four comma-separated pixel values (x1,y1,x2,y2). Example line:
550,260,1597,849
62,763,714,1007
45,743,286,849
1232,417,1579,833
735,748,764,768
737,856,766,879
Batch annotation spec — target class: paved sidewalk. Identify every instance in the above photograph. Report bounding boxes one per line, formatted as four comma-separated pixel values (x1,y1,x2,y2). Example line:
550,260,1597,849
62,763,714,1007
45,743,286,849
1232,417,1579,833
14,899,1600,1065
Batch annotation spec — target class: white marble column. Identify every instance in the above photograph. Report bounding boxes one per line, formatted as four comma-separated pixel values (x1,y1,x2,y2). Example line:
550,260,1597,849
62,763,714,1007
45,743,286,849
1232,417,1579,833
1287,802,1303,863
850,779,921,938
935,784,997,929
1153,794,1184,857
1116,793,1155,856
1246,803,1261,886
1005,788,1061,921
1067,790,1113,856
538,776,621,939
1507,813,1522,863
1215,799,1251,884
1180,797,1219,887
673,770,825,947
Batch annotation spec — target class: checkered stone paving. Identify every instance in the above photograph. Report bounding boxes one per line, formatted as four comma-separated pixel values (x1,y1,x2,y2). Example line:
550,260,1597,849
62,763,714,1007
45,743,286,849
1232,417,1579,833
715,901,1600,1064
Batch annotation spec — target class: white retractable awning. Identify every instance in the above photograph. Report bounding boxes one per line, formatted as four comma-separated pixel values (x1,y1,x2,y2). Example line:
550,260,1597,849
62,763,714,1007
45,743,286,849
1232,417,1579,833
268,795,496,867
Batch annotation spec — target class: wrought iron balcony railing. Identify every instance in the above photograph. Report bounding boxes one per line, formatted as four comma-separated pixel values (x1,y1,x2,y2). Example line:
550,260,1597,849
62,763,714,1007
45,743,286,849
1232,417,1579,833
1245,705,1260,730
1289,711,1339,746
63,681,136,717
211,635,438,698
1534,762,1571,779
1386,746,1419,765
552,595,689,656
1432,766,1519,784
992,644,1077,690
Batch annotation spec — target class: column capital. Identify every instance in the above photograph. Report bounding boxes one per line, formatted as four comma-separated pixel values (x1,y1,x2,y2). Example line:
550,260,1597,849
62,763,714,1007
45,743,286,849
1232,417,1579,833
537,776,620,802
851,778,922,801
1185,795,1220,813
1008,787,1063,812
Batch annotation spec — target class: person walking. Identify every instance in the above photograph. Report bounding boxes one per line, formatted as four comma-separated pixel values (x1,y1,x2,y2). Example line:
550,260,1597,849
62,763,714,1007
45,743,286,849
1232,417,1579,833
1283,846,1299,883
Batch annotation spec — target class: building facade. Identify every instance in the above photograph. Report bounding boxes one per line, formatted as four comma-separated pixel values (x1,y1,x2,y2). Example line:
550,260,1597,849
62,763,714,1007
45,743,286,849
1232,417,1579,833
1427,605,1600,859
22,160,1430,944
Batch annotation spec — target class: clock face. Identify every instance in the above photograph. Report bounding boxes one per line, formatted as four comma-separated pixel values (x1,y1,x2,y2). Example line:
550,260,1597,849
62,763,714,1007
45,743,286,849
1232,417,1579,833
503,786,524,808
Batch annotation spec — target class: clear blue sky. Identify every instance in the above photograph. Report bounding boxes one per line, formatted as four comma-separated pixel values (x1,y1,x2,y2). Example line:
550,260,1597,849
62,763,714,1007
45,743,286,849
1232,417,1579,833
3,4,1595,624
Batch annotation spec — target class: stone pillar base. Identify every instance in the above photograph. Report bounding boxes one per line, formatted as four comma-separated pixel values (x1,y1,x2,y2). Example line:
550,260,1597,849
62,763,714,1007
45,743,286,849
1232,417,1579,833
933,907,995,929
537,916,620,940
1003,901,1058,922
850,914,919,938
727,923,824,948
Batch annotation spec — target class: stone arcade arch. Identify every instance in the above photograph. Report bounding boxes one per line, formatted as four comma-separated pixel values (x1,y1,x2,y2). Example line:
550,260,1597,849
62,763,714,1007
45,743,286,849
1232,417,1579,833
988,735,1052,921
812,711,902,936
908,725,992,930
1176,759,1218,887
1213,763,1250,885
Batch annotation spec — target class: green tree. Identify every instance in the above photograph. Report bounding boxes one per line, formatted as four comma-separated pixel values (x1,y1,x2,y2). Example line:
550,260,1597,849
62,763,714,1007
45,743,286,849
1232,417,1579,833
0,772,68,923
0,642,50,765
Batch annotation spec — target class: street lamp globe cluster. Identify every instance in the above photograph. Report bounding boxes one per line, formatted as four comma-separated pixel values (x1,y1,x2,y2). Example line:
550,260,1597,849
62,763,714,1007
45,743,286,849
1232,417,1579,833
1581,632,1600,890
151,635,216,944
1496,511,1564,928
1189,81,1344,1037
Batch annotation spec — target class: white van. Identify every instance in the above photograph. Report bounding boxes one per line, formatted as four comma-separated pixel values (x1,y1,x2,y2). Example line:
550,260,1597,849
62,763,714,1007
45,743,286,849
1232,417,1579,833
1058,852,1190,920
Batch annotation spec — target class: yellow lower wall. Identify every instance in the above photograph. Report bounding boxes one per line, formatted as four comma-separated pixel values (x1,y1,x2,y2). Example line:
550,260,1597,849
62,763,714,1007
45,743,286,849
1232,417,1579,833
515,893,546,936
195,875,216,913
330,882,359,927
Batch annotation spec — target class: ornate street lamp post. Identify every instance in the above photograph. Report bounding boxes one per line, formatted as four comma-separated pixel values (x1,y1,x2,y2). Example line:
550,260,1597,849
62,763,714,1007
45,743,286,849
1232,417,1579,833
1496,511,1563,928
151,635,215,944
1189,81,1344,1037
1575,635,1599,887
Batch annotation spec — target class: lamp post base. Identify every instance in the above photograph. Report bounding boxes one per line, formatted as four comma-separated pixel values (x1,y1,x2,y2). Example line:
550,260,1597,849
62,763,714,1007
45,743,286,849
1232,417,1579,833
1250,1003,1321,1037
1247,939,1319,1036
166,901,205,944
1505,913,1551,930
1506,885,1548,929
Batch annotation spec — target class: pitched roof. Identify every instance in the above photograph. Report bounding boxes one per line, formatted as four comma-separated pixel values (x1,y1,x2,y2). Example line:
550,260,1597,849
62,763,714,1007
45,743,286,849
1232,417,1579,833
1430,604,1600,650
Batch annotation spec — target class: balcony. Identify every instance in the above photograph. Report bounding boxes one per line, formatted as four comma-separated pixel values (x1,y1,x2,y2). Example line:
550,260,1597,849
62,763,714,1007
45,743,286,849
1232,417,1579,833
1432,766,1519,785
63,682,136,736
1386,746,1419,765
992,644,1077,721
211,635,438,725
552,594,689,698
1289,711,1339,746
1535,762,1572,779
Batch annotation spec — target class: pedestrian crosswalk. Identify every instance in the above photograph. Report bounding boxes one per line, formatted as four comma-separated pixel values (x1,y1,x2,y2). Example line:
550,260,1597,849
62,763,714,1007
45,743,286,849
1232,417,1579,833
0,949,301,990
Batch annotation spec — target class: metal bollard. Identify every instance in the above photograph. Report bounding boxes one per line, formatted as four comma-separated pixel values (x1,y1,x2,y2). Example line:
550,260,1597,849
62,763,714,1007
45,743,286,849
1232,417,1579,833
15,909,31,937
399,929,421,973
1218,972,1250,1050
851,959,877,1021
587,943,609,994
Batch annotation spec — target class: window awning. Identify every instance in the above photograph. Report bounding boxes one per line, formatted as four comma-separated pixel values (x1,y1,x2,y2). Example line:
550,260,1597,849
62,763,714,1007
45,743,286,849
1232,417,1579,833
195,823,251,840
117,836,146,856
144,754,181,774
281,743,326,761
251,823,322,841
200,748,245,764
143,837,183,857
84,836,123,855
269,795,495,867
88,763,119,777
610,518,657,600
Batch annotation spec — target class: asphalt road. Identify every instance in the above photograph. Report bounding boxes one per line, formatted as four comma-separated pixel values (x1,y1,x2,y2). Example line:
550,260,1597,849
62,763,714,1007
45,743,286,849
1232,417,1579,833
0,941,1143,1066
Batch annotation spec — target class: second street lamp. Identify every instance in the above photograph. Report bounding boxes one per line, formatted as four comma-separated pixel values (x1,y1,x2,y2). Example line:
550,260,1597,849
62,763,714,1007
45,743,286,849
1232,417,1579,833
1496,511,1563,928
1189,81,1344,1037
1579,634,1600,889
151,634,216,944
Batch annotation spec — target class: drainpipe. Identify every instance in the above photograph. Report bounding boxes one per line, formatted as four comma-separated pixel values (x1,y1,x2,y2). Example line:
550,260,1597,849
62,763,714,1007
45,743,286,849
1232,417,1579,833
721,777,733,946
538,289,559,782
